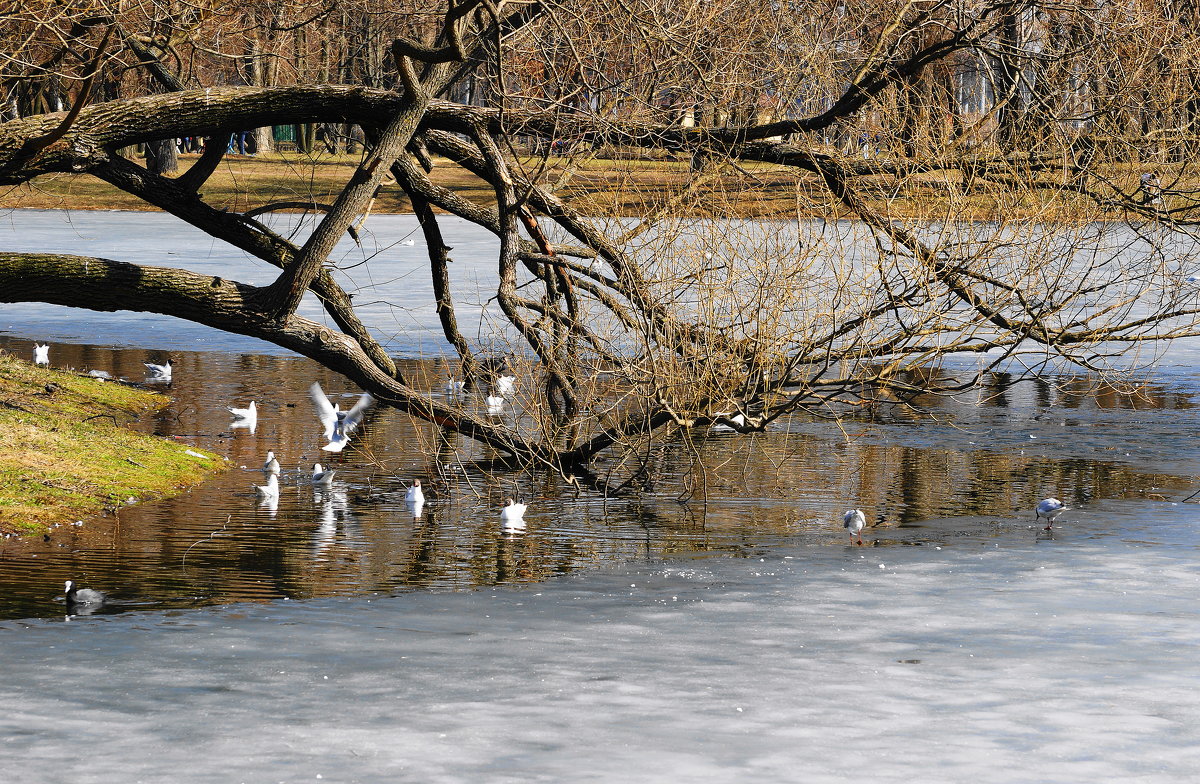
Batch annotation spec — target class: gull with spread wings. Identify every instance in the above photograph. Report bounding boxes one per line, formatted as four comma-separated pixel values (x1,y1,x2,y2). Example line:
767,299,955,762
308,382,374,453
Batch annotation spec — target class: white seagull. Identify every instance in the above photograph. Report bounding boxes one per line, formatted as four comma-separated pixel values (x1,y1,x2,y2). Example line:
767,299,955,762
711,413,746,432
33,344,49,366
1036,498,1066,530
501,498,528,531
485,391,505,415
843,508,867,545
496,373,516,397
446,376,466,398
308,382,374,453
263,451,281,476
406,480,425,509
144,359,173,382
228,400,257,431
255,473,280,499
311,463,336,487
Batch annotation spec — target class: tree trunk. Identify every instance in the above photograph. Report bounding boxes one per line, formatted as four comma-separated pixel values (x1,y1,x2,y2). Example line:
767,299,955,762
144,138,178,174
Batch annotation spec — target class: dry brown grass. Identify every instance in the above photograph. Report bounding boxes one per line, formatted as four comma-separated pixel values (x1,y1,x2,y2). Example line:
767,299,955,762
0,149,1149,222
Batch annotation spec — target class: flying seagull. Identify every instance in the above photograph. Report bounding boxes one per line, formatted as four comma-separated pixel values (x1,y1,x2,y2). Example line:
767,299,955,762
308,382,374,453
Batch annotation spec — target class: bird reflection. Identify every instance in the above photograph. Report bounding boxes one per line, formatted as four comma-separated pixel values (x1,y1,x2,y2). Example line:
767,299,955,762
257,493,279,518
312,489,351,556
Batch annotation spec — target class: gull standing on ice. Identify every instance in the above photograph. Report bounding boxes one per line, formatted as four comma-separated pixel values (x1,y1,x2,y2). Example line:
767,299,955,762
308,382,374,452
33,344,49,366
501,498,527,531
843,508,867,545
1035,498,1066,530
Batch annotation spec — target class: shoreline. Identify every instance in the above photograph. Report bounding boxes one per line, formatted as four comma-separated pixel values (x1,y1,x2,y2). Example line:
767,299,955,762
0,352,227,536
0,152,1152,223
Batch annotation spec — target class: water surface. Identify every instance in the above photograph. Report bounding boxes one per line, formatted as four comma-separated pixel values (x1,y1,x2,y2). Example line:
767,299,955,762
3,211,1200,781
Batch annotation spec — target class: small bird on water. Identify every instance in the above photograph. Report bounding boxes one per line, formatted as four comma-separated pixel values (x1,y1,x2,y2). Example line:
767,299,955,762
311,463,336,487
843,509,867,545
445,375,466,398
263,451,281,476
1036,498,1066,530
144,359,173,382
228,400,257,430
255,473,280,499
501,498,527,531
64,580,106,612
406,480,425,509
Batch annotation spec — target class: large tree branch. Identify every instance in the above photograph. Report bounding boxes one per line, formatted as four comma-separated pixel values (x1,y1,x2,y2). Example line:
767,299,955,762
0,251,547,460
88,153,401,379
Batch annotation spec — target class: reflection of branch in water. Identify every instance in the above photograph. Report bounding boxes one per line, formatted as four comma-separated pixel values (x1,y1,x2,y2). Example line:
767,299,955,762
182,515,232,567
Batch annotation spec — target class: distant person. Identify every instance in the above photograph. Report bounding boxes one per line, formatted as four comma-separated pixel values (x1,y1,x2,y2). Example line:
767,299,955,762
228,131,250,155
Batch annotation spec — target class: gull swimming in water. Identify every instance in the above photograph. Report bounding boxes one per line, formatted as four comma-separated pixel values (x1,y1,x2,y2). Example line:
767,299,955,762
446,375,466,398
144,359,173,382
255,473,280,500
263,451,281,476
710,413,746,432
485,390,505,415
311,463,336,487
308,382,374,452
843,508,867,545
406,480,425,508
500,498,527,531
1036,498,1066,530
33,344,49,366
228,400,257,431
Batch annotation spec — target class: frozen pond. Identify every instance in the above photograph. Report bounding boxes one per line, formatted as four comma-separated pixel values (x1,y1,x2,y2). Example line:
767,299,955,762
2,210,1200,781
3,531,1200,783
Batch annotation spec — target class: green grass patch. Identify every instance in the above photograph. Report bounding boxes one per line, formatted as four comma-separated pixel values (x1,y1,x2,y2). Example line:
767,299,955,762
0,352,227,535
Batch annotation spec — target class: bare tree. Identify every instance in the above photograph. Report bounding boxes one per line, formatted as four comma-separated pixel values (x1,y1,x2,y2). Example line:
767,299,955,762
2,0,1200,492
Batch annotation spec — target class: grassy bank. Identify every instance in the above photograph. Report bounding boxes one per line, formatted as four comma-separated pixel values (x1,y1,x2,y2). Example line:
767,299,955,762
0,352,227,536
0,149,1152,222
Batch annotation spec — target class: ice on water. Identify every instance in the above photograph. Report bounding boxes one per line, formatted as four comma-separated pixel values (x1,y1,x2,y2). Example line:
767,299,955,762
4,506,1200,783
5,213,1200,781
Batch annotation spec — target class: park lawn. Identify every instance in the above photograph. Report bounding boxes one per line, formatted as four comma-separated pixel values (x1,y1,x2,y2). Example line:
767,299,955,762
0,148,1147,222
